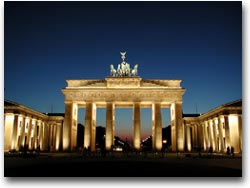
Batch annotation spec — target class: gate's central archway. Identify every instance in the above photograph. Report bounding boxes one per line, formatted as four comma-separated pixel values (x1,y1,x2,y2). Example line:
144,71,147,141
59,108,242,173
61,53,186,152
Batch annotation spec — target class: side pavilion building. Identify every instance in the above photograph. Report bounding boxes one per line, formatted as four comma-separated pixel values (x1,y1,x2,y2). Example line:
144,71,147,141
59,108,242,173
183,99,242,153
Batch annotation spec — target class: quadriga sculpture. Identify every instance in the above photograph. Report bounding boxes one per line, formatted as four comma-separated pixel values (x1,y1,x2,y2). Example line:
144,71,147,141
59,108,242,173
131,64,138,76
110,64,117,77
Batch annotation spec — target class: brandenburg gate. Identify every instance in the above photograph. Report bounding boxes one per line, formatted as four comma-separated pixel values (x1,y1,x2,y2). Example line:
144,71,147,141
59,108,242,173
61,52,186,152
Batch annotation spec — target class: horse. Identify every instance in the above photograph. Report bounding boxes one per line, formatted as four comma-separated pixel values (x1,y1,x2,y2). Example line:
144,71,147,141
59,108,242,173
117,64,122,76
131,64,138,76
121,62,130,76
110,64,116,77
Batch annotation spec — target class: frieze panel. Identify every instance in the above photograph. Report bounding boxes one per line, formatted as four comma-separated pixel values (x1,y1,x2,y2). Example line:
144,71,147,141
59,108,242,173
106,77,141,88
64,90,184,102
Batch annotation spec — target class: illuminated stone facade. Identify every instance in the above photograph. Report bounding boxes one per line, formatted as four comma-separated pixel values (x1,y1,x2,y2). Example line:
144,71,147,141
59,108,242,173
4,52,242,153
183,99,242,153
4,87,242,154
4,100,64,152
61,77,186,152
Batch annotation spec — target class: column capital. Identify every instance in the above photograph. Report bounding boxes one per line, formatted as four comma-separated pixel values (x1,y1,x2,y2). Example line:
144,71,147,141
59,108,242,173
208,119,213,123
171,101,183,105
204,120,209,124
65,101,73,105
212,117,219,121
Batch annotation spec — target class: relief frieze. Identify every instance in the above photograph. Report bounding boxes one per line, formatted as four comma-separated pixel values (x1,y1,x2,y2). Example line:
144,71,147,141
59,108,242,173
65,90,184,102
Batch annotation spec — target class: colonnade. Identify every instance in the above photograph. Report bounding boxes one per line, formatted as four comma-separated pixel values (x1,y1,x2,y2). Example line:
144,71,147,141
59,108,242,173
185,114,242,153
62,101,184,152
4,113,63,152
201,115,242,153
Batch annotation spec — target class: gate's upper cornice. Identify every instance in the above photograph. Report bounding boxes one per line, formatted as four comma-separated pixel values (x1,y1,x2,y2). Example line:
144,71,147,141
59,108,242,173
64,77,183,89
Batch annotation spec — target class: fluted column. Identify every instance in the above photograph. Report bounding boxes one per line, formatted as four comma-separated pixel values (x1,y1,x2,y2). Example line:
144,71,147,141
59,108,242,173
27,118,33,150
133,102,141,150
54,125,57,150
171,102,184,151
218,116,224,152
12,114,19,150
106,102,115,150
84,102,96,152
208,120,214,151
62,102,78,151
213,118,218,152
201,123,206,151
152,104,156,150
20,116,26,148
186,126,191,152
11,114,19,150
38,122,42,149
228,115,240,153
44,123,49,151
193,125,197,148
63,102,73,151
204,121,209,150
71,103,78,150
49,124,53,150
197,123,203,150
4,113,15,151
39,122,44,151
91,104,96,152
55,124,62,151
224,115,230,149
154,103,162,151
33,120,38,150
238,115,242,153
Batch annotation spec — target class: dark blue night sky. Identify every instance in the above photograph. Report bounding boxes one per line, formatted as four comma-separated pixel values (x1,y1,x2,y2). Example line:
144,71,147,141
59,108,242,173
4,1,242,141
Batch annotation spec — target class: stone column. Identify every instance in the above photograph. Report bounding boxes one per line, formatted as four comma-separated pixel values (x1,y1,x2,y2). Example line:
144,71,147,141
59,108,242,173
224,115,230,149
20,116,26,148
43,123,49,151
197,123,202,150
204,121,210,151
63,102,73,151
106,102,115,150
133,102,141,150
152,104,156,150
208,120,214,151
91,104,96,152
37,121,41,150
171,102,184,152
11,114,19,150
39,122,44,151
71,103,78,150
55,124,62,151
33,120,38,150
49,124,53,150
54,125,57,150
43,123,47,151
27,118,33,150
218,116,224,152
228,115,240,153
186,126,191,152
4,113,14,151
238,115,242,153
193,125,198,148
201,123,207,151
213,118,218,152
201,123,206,150
84,102,96,152
154,103,162,151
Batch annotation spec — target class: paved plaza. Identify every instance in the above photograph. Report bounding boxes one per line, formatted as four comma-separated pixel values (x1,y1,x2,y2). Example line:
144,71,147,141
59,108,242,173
4,152,242,177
